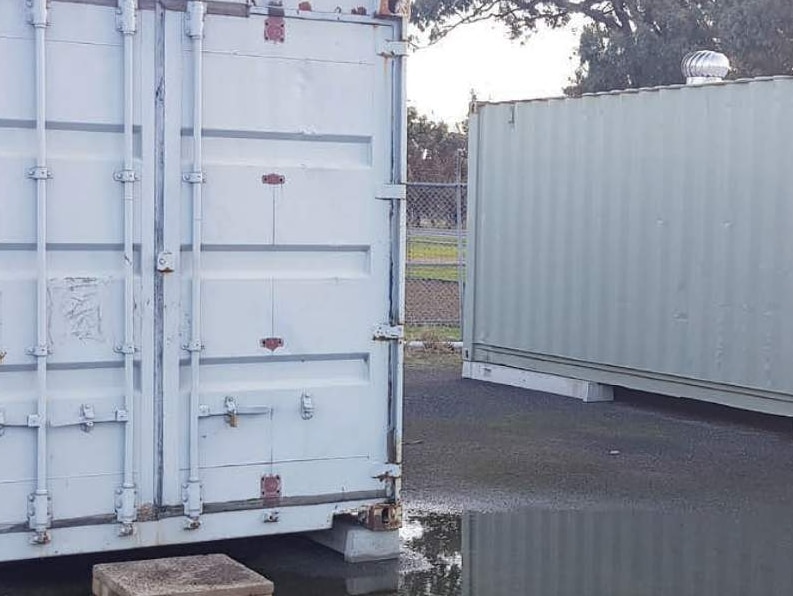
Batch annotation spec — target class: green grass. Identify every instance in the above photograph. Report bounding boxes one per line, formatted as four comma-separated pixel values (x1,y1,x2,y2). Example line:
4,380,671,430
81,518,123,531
405,325,461,342
408,239,463,262
408,265,461,282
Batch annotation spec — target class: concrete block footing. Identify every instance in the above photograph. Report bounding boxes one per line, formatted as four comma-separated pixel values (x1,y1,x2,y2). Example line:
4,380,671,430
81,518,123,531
463,361,614,403
309,518,400,563
92,554,274,596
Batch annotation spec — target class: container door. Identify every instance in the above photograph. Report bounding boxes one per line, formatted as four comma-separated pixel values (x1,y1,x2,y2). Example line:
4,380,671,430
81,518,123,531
0,2,155,536
159,9,401,518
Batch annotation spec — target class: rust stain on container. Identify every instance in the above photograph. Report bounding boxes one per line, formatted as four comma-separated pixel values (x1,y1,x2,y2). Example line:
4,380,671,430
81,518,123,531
260,337,284,351
261,474,282,507
360,502,402,531
261,173,286,185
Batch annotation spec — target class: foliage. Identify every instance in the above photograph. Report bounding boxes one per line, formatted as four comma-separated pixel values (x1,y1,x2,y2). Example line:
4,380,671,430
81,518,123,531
411,0,793,94
407,106,467,182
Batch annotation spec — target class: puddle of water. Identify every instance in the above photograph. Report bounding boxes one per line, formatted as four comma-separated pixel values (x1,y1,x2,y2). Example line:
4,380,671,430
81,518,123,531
3,508,793,595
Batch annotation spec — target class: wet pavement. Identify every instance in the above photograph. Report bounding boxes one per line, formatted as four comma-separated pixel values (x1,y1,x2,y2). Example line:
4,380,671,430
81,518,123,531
3,352,793,595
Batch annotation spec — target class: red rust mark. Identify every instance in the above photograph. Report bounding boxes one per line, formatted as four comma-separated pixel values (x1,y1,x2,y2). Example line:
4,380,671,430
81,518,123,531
264,16,285,42
261,474,282,506
298,1,312,10
261,173,286,185
360,502,402,531
260,337,284,351
377,0,408,16
137,503,157,522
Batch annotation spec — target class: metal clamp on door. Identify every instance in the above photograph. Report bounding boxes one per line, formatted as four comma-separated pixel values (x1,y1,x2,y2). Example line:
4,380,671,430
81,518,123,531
198,396,272,427
0,409,43,437
48,405,130,433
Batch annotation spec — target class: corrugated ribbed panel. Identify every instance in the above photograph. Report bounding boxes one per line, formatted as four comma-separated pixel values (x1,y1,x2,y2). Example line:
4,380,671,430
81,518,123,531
462,509,793,596
465,78,793,411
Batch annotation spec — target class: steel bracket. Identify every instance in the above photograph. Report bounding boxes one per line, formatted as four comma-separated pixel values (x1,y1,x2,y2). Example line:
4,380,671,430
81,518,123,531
113,169,140,183
373,324,404,341
300,393,314,420
183,171,206,184
377,40,409,57
26,344,50,357
79,404,95,432
114,343,137,355
26,166,52,180
375,184,406,200
156,250,176,273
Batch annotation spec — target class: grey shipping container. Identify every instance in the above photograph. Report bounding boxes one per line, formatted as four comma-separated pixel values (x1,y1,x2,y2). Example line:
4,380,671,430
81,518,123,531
463,76,793,416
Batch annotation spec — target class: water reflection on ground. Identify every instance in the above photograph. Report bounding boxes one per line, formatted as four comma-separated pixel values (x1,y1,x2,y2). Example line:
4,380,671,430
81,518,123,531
3,508,793,595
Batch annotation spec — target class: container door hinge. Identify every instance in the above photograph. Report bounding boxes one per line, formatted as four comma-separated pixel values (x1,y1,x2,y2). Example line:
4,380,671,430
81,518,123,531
115,484,137,536
182,480,203,529
378,40,408,57
376,184,406,201
27,493,52,544
185,0,206,39
373,324,404,341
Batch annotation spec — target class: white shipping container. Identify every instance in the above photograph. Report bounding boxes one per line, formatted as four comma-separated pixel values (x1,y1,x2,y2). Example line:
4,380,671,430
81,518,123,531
0,0,406,561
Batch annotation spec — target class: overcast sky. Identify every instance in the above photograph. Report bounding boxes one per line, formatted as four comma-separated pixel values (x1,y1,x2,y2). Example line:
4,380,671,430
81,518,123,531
407,21,582,123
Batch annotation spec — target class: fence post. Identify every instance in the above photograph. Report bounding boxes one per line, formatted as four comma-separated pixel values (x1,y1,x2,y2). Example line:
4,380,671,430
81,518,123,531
455,151,465,332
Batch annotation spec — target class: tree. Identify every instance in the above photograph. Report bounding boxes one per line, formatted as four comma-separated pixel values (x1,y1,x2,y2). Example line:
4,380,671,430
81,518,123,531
407,106,466,182
411,0,793,94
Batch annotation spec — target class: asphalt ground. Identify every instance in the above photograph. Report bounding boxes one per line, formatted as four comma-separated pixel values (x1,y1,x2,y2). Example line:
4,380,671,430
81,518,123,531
402,351,793,513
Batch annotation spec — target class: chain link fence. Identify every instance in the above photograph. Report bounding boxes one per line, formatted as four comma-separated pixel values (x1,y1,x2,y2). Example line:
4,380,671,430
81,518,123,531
406,182,467,340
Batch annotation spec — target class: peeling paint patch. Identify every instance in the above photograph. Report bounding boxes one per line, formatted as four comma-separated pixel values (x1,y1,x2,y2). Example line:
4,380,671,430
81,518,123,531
48,277,108,345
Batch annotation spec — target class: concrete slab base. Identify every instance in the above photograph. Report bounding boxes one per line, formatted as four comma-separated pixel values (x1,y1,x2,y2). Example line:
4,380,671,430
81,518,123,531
309,518,400,563
463,360,614,403
92,554,274,596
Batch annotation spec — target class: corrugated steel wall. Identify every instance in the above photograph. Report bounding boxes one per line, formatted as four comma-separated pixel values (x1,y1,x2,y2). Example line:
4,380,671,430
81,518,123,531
462,509,793,596
464,77,793,414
